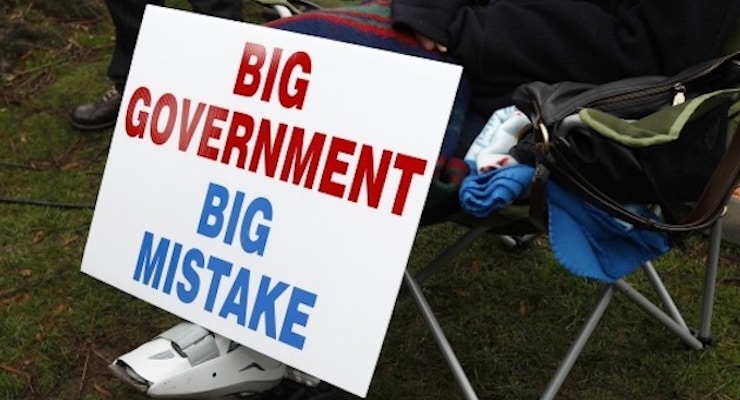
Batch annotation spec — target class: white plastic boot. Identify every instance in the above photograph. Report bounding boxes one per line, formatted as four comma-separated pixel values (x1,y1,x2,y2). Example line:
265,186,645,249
109,322,285,399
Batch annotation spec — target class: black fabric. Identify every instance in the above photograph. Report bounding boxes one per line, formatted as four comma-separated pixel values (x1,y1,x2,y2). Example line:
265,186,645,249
508,50,740,230
104,0,242,92
391,0,740,117
538,104,730,208
642,104,730,212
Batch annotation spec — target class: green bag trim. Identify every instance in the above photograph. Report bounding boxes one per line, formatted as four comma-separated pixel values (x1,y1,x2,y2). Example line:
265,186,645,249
731,97,740,120
579,88,740,147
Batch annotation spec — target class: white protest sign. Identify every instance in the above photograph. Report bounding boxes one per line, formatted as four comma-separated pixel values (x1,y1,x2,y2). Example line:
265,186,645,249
81,5,461,397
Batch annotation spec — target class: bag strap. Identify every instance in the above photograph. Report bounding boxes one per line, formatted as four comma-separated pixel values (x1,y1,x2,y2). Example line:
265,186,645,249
681,119,740,226
543,121,740,232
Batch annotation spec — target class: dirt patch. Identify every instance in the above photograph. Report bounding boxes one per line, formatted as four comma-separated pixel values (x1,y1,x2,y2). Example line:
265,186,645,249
27,0,102,20
0,0,103,75
0,21,48,73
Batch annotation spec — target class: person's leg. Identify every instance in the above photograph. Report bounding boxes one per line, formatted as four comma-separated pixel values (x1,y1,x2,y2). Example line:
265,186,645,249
70,0,162,131
105,0,162,93
188,0,243,21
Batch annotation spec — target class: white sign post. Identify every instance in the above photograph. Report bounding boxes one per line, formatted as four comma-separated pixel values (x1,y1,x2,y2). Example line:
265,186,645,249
81,5,461,397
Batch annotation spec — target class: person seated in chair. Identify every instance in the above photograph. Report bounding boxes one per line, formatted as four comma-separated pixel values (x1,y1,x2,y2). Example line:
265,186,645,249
391,0,740,120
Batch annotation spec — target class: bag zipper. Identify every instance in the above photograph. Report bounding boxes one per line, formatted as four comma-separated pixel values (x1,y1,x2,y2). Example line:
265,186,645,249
672,84,687,106
550,53,739,121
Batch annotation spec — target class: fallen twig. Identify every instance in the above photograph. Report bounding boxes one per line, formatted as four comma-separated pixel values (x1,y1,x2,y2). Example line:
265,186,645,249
0,362,26,377
78,346,91,399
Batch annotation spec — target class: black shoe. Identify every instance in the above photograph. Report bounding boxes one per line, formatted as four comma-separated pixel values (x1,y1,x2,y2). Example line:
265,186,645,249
246,379,349,400
70,87,122,131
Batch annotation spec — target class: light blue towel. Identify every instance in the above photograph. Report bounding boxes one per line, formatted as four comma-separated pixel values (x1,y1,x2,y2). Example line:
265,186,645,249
464,105,519,161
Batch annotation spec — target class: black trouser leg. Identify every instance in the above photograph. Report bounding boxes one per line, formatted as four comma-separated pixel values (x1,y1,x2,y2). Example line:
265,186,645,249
104,0,242,92
189,0,243,21
104,0,164,92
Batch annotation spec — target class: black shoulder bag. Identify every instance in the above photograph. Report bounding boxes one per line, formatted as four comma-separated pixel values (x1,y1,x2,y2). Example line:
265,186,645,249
510,50,740,232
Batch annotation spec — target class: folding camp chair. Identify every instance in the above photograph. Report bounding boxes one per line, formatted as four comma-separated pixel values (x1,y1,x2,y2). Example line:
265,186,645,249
401,48,740,400
402,204,729,400
405,61,740,398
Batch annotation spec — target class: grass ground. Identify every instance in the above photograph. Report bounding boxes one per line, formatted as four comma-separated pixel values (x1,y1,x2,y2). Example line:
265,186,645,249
1,1,739,399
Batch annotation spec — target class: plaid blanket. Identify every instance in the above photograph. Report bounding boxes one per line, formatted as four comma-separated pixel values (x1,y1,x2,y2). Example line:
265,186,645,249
267,0,438,59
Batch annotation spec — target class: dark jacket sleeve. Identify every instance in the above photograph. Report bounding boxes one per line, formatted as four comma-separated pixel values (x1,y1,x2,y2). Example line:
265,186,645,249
392,0,740,114
391,0,475,44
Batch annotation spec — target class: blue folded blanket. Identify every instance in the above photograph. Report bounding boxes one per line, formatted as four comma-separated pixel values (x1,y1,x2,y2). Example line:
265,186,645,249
459,164,670,282
458,162,534,218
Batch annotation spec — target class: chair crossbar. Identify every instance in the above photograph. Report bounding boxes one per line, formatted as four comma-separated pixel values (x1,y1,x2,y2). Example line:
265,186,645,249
613,280,703,349
642,261,688,328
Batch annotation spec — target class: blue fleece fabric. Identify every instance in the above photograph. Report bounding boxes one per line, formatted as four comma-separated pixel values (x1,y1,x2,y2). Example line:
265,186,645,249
459,164,671,282
458,162,534,218
546,182,670,282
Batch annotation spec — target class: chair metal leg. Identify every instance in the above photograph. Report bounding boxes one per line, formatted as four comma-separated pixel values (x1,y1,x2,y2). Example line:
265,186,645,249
540,285,616,400
410,219,722,399
404,270,480,400
641,261,688,329
698,219,723,342
613,280,703,350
